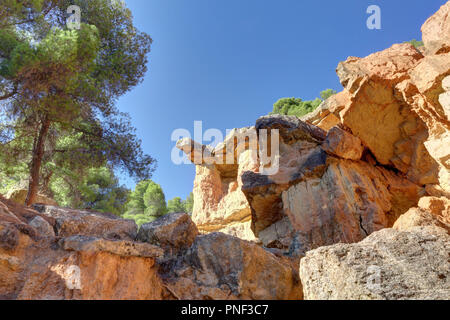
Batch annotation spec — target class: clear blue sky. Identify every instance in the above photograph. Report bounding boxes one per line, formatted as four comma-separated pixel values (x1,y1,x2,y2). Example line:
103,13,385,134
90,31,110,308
118,0,446,201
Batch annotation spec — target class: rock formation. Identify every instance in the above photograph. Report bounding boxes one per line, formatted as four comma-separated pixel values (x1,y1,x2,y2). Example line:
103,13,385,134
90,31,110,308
299,225,449,300
1,2,450,300
0,195,301,300
300,196,450,300
174,2,450,300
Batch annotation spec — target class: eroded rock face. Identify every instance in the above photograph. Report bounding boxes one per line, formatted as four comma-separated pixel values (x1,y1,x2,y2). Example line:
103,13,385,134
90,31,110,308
421,1,450,55
16,236,167,300
177,127,260,242
177,112,424,258
300,226,450,300
282,159,423,256
322,126,364,160
0,197,302,300
162,232,302,300
242,116,327,236
137,212,198,255
336,44,441,186
175,7,450,264
394,196,450,232
0,212,167,300
305,20,450,194
301,90,352,131
33,204,138,241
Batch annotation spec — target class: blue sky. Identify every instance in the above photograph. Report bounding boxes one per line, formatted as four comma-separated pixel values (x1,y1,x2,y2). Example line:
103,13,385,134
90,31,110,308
118,0,446,201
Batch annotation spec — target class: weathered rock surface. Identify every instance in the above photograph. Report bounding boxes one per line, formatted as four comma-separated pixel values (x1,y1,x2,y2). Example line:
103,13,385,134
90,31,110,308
162,232,302,300
29,216,55,238
137,212,198,255
301,91,350,131
282,159,423,256
178,113,423,260
394,196,450,232
306,18,450,194
16,236,167,300
393,207,450,233
421,1,450,55
175,7,450,268
177,127,260,242
0,197,302,300
33,204,138,241
300,226,450,300
322,126,364,160
2,3,450,301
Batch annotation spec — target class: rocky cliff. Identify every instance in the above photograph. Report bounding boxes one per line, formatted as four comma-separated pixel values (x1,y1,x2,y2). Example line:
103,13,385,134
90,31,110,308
1,2,449,300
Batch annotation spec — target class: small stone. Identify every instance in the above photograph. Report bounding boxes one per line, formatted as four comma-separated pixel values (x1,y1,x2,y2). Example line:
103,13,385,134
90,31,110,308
29,216,55,238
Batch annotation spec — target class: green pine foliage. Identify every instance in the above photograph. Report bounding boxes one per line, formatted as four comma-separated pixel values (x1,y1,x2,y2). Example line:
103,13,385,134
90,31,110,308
123,180,168,226
167,192,194,215
0,0,155,205
405,39,424,48
270,89,336,118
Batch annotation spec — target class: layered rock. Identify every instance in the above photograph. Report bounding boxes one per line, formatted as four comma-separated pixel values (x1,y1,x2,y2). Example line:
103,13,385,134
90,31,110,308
8,235,167,300
282,158,422,256
177,127,260,242
304,8,450,195
300,195,450,300
322,126,364,160
178,114,423,259
0,199,301,300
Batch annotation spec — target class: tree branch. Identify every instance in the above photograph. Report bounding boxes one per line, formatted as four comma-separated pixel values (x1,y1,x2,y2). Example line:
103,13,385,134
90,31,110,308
0,84,18,101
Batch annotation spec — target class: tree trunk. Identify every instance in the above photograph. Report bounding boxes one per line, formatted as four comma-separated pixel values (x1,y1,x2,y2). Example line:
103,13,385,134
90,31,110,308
25,115,51,206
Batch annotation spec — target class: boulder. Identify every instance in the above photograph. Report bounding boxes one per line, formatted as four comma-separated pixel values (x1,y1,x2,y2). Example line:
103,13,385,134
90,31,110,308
322,126,364,160
163,232,302,300
33,204,137,241
137,212,198,254
29,216,55,238
300,226,450,300
418,196,450,224
242,115,327,236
